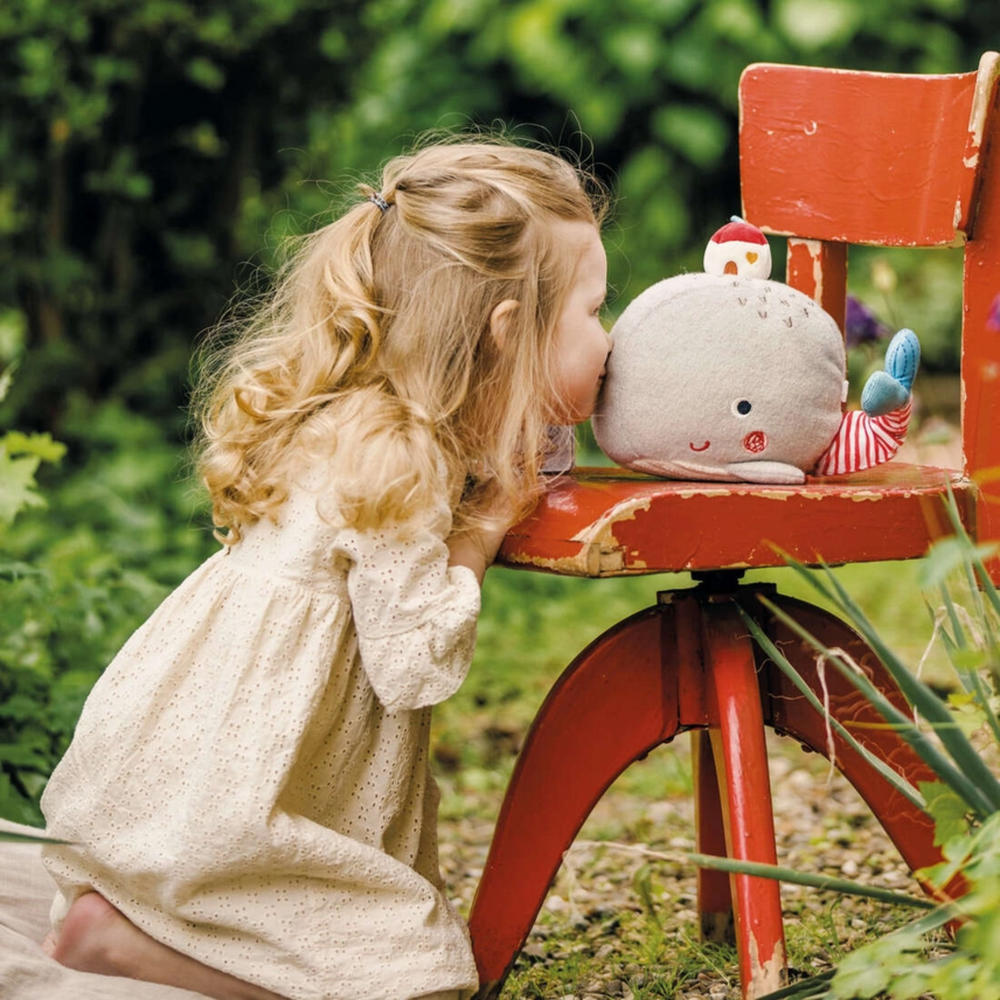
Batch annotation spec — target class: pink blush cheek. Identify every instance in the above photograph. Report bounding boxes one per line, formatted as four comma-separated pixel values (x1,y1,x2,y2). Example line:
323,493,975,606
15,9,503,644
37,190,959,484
743,430,768,454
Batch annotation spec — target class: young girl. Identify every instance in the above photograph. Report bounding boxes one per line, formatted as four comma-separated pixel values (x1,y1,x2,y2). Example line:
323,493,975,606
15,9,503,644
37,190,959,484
38,138,612,1000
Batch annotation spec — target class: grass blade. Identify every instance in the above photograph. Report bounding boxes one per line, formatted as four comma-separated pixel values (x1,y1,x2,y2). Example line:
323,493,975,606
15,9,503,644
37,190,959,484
686,852,936,909
784,571,1000,814
940,482,1000,619
938,582,968,652
963,667,1000,748
759,595,998,817
736,606,925,810
973,556,1000,619
0,828,73,845
757,972,835,1000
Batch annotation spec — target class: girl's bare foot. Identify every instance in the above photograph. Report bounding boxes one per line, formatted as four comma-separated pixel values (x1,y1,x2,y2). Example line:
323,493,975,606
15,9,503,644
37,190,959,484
47,892,284,1000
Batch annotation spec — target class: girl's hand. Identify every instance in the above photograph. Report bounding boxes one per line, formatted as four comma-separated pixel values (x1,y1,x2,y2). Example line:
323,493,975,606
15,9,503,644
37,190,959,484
447,520,511,586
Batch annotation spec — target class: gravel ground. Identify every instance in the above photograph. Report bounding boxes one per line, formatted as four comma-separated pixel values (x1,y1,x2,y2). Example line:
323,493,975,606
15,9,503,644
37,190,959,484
439,733,929,999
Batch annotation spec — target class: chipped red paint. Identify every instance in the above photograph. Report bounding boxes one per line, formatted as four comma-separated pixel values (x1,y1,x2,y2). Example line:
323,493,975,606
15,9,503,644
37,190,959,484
497,465,972,577
786,238,848,333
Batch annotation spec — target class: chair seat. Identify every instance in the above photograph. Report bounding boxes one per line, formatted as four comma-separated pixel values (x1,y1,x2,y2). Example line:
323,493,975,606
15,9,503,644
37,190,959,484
499,462,971,577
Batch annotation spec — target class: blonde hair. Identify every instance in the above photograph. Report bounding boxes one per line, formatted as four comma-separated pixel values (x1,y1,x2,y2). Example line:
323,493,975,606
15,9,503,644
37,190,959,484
193,137,608,544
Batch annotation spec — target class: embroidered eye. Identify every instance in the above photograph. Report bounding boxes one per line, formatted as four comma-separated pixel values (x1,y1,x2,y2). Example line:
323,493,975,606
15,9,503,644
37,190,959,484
732,399,753,417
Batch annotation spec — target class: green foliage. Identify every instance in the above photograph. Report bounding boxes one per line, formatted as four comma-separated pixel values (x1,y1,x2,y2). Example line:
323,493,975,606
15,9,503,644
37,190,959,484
847,247,965,378
325,0,991,307
0,0,994,460
0,348,67,525
0,396,216,823
0,429,66,525
748,514,1000,1000
826,815,1000,999
0,0,378,436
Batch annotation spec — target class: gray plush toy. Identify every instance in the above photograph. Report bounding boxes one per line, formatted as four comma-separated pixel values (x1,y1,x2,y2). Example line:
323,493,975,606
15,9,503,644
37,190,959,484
592,219,919,484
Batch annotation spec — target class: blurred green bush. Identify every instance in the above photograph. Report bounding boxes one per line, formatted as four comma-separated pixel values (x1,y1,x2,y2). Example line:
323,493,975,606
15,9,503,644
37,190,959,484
0,393,217,821
2,0,996,441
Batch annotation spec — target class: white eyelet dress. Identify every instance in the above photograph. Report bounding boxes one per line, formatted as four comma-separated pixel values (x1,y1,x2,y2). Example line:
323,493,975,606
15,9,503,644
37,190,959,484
40,478,481,1000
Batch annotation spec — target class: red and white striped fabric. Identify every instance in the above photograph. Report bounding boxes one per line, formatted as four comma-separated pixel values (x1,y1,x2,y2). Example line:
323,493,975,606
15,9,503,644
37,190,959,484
812,400,912,477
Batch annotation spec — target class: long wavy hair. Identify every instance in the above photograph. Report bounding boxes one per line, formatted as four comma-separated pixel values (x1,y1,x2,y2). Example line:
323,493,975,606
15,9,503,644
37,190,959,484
192,137,609,544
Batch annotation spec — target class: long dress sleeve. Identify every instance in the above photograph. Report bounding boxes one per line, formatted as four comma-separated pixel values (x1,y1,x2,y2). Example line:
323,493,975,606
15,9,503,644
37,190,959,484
339,502,482,713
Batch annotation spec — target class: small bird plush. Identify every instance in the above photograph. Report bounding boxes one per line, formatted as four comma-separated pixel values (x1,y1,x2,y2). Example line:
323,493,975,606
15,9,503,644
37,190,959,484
592,219,919,484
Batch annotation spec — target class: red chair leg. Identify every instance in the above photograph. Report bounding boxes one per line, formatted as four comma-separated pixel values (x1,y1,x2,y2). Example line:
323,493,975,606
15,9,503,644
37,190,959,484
469,582,953,1000
700,601,787,998
468,604,684,1000
692,729,734,942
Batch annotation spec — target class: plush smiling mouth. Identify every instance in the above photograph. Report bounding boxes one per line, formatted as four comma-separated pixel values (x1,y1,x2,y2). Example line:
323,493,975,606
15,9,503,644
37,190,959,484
689,441,710,452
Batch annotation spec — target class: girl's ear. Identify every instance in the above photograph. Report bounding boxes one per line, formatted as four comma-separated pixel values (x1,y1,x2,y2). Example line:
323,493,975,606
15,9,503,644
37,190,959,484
489,299,520,350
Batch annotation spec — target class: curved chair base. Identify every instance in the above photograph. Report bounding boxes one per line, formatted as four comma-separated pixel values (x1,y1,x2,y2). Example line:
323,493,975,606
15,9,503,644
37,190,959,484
468,579,944,1000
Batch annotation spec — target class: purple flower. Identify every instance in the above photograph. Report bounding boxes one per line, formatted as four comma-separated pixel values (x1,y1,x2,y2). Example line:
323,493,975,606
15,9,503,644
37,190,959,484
846,295,890,348
987,292,1000,333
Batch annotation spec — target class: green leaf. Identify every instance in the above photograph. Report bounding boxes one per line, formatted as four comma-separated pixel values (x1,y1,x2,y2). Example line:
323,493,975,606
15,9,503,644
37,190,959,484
919,780,971,845
0,826,74,845
2,431,67,463
831,926,923,998
0,449,44,525
186,56,225,91
0,430,65,526
0,742,47,768
774,0,862,51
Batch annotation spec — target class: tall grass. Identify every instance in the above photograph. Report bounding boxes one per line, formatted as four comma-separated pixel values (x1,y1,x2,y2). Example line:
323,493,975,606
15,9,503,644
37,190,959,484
710,508,1000,1000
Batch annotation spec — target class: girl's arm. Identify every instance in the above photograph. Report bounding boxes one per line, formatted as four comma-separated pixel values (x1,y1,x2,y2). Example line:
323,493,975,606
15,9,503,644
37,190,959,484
343,502,507,712
446,521,511,586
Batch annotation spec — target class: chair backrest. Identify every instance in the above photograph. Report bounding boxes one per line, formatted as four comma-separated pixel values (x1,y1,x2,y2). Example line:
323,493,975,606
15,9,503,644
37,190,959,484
739,54,1000,569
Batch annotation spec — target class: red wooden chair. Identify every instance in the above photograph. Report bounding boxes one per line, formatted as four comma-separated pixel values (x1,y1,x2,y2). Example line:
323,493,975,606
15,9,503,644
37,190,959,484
467,53,1000,1000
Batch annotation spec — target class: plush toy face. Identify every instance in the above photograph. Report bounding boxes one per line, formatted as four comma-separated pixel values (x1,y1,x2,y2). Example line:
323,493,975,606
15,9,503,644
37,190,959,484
592,272,848,484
